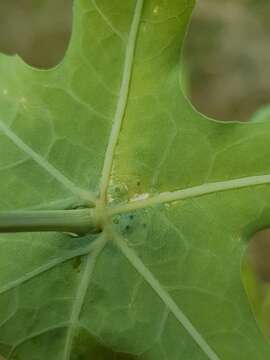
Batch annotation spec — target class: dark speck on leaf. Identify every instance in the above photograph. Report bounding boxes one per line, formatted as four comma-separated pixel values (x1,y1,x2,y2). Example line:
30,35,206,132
73,256,82,271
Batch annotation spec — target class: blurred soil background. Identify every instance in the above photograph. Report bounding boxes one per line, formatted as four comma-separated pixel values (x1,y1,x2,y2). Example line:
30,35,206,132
0,0,72,69
184,0,270,122
0,0,270,349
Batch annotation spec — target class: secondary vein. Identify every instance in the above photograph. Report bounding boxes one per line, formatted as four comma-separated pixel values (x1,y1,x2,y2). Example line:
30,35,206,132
0,239,100,296
7,323,69,359
99,0,144,204
110,173,270,215
63,234,107,360
92,0,125,41
0,120,95,204
115,236,220,360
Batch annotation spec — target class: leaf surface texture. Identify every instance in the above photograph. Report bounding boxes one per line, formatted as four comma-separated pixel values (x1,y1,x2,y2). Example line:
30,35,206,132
0,1,269,359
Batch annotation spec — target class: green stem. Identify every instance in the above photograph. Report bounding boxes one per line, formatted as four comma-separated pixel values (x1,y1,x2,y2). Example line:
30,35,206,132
0,209,100,235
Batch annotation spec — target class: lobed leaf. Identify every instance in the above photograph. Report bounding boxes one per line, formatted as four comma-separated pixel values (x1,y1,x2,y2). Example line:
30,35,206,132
0,1,270,359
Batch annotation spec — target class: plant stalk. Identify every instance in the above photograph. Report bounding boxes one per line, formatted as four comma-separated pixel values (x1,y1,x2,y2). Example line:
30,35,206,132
0,209,100,235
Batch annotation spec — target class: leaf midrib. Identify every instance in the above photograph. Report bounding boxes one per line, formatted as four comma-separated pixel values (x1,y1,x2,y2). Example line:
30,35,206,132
115,236,221,360
110,173,270,215
98,0,145,203
62,1,145,358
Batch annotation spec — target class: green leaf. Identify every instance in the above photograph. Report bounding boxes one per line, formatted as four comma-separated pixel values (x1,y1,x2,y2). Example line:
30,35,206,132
0,1,270,359
250,105,270,123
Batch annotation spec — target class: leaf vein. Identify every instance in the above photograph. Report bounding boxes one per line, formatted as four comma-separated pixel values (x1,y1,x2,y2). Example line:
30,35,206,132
63,234,107,360
92,0,125,41
99,0,144,203
7,323,69,359
111,174,270,214
0,120,95,204
115,236,220,360
0,239,99,296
